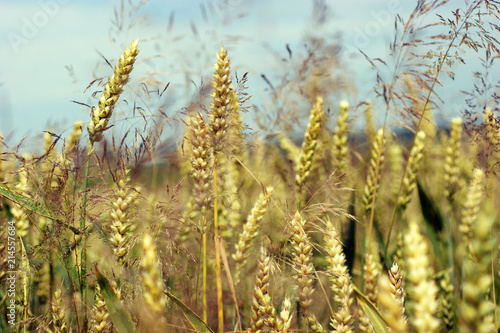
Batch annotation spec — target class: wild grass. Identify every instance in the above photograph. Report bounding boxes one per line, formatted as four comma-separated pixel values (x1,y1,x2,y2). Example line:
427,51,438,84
1,1,500,332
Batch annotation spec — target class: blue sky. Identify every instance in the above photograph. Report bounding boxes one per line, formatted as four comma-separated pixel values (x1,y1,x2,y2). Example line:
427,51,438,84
0,0,487,150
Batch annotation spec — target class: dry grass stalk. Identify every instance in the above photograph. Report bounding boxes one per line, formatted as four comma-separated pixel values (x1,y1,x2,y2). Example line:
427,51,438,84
404,221,439,333
87,40,139,147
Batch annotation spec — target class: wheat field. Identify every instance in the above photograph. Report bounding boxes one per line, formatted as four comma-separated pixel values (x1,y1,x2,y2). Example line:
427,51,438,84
1,1,500,332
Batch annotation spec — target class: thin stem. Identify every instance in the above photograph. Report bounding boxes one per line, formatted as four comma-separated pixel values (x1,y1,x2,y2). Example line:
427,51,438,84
213,153,224,333
202,225,207,323
80,154,91,332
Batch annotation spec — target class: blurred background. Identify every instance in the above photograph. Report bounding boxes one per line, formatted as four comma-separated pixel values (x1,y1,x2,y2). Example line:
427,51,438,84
0,0,489,150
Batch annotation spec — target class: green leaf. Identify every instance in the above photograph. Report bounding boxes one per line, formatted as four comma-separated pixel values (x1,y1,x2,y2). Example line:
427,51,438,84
95,266,137,333
344,191,356,274
417,181,443,232
352,284,389,333
0,183,81,235
164,290,214,333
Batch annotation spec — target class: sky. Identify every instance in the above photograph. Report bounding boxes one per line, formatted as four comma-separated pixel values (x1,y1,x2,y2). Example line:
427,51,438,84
0,0,492,150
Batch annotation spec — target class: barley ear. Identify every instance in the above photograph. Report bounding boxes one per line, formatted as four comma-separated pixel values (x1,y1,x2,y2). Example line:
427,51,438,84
87,40,139,147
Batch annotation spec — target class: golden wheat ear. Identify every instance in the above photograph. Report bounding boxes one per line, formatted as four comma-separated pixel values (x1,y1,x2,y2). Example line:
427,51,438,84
87,40,139,148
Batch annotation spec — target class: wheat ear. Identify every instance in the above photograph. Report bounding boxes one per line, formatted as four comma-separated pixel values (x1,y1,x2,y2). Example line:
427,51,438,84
109,168,135,264
233,187,273,282
459,209,496,332
443,117,462,201
208,45,233,333
251,250,282,333
324,221,354,333
187,112,213,322
332,100,350,176
51,289,68,333
90,284,110,333
359,252,380,333
404,221,439,333
87,40,139,147
290,212,324,333
296,96,324,189
458,168,484,244
141,232,166,314
436,271,454,332
378,273,409,333
398,131,426,211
